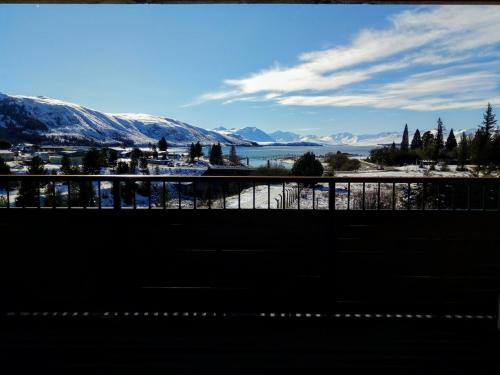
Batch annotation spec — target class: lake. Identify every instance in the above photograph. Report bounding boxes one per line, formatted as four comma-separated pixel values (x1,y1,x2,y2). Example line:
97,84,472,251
220,144,374,168
170,144,374,168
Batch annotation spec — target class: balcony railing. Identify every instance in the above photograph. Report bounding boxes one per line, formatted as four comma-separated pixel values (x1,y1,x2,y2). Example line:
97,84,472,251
0,175,499,211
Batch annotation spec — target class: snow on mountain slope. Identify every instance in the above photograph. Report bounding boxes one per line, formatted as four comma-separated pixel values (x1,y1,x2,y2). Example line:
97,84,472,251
299,132,402,146
233,127,275,142
213,126,275,142
268,130,301,142
0,93,253,146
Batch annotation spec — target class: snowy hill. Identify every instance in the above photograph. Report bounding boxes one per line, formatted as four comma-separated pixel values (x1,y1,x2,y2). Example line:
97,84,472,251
0,93,253,146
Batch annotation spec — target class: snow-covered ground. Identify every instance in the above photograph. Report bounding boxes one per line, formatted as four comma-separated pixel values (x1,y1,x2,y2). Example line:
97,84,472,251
333,164,474,178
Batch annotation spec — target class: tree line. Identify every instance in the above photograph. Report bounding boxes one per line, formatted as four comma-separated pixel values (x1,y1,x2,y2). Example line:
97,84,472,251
369,103,498,170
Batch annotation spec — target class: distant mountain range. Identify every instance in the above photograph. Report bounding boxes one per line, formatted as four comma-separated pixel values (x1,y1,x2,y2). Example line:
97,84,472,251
0,92,475,147
215,126,475,146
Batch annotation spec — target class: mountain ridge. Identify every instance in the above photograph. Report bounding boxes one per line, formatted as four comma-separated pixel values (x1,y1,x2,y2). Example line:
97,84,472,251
0,93,254,146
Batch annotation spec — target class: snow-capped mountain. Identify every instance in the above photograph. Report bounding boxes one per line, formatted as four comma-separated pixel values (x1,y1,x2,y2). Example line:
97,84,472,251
233,127,275,142
213,126,275,142
268,130,301,143
299,131,402,146
0,93,253,146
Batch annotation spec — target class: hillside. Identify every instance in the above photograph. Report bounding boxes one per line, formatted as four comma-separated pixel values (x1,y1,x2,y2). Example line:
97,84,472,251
0,93,253,146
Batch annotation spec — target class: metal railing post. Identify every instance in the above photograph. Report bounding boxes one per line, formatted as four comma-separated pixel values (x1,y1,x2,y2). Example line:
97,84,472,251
328,182,334,210
112,180,121,209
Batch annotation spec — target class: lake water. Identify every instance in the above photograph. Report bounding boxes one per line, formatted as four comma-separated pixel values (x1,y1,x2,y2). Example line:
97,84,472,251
220,144,373,168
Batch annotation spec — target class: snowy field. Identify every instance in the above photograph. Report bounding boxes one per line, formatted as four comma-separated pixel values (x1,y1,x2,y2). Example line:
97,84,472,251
333,164,474,178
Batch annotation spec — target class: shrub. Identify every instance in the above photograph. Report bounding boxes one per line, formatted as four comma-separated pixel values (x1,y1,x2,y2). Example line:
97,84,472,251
291,152,323,176
325,151,361,172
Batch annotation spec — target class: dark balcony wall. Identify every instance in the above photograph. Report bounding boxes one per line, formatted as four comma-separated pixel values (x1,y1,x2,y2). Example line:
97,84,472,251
1,209,499,315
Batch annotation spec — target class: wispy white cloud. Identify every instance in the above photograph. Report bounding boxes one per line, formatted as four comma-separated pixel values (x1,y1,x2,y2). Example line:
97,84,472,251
275,68,500,111
183,90,240,107
190,6,500,111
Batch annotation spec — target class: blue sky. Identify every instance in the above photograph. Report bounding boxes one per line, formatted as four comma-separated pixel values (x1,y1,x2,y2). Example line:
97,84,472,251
1,5,499,135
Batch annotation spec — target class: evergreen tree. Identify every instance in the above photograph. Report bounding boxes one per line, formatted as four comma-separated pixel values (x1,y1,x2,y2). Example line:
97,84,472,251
228,145,240,165
195,141,203,159
445,129,457,152
82,148,101,174
457,132,469,169
139,157,149,174
209,142,223,165
471,103,497,167
410,129,423,150
114,162,134,204
470,129,490,167
99,148,108,168
129,147,143,173
0,157,10,193
422,131,435,159
400,124,409,153
422,131,434,148
189,142,196,163
291,152,323,177
108,149,118,168
16,156,46,207
60,154,72,174
151,145,158,159
60,155,86,207
131,147,143,160
158,137,168,152
129,158,138,174
492,132,500,166
481,103,497,137
28,156,46,174
434,118,445,160
115,161,129,174
217,143,223,164
0,157,10,174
